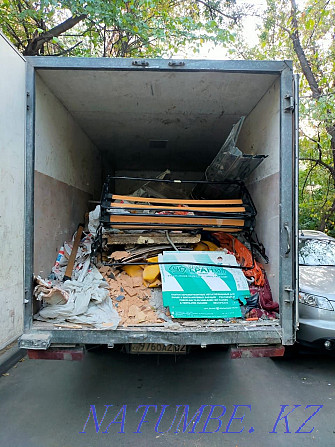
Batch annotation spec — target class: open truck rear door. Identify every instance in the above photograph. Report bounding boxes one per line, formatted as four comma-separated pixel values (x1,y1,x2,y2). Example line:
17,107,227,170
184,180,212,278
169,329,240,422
0,34,26,349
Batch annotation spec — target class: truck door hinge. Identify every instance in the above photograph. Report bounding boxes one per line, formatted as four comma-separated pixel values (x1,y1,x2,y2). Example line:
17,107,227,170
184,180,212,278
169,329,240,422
284,94,294,112
24,287,29,304
284,286,294,303
27,92,30,110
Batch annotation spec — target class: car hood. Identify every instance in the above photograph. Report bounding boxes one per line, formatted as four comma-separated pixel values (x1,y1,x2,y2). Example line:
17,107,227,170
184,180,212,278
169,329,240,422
300,266,335,301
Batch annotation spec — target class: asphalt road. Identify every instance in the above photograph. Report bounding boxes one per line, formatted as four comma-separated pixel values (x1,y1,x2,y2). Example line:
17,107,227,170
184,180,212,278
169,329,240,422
0,346,334,447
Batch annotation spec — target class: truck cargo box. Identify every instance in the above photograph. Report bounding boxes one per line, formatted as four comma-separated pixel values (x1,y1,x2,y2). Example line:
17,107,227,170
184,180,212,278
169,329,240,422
0,34,298,353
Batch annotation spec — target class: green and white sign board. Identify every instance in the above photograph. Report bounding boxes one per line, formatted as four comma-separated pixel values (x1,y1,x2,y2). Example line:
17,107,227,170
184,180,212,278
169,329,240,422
159,251,250,318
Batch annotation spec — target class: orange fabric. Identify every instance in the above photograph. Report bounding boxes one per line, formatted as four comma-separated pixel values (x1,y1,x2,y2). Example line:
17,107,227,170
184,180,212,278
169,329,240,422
213,233,265,286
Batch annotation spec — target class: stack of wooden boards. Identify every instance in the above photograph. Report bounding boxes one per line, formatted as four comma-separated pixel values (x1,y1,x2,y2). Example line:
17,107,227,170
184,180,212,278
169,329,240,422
100,194,253,233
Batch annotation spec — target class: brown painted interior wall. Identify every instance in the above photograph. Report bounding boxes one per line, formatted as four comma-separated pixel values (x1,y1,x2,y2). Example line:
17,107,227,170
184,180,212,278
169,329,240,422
34,171,92,276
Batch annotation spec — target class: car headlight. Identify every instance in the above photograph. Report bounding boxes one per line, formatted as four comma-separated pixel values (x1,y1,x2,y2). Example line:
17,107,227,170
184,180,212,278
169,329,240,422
299,292,334,311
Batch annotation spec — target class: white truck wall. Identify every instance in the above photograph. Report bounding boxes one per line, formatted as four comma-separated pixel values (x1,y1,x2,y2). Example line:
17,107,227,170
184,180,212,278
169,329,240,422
238,78,280,300
34,75,102,276
0,36,25,349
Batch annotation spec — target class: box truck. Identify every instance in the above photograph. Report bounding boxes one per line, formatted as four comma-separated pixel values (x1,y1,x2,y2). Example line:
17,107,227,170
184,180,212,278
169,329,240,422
0,33,299,358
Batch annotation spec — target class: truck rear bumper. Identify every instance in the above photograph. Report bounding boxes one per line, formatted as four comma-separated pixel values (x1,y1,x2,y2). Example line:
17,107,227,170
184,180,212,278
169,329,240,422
19,321,282,350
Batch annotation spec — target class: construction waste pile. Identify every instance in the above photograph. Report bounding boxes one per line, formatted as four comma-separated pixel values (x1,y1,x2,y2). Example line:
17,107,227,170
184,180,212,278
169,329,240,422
33,213,279,329
33,118,279,329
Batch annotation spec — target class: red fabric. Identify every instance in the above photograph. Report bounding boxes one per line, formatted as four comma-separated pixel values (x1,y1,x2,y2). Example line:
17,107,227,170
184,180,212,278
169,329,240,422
213,233,265,286
249,275,279,313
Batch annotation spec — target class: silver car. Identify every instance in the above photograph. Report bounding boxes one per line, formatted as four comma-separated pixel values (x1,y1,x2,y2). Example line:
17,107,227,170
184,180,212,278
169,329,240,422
298,230,335,350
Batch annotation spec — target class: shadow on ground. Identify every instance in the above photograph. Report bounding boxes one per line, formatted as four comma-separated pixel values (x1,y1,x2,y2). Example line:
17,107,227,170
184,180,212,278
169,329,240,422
0,345,334,447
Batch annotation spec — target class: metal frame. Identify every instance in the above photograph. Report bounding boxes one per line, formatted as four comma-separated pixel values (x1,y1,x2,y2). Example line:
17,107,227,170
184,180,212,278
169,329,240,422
24,62,35,330
23,57,296,347
19,326,282,349
100,176,256,230
279,61,296,345
26,57,289,73
294,74,300,333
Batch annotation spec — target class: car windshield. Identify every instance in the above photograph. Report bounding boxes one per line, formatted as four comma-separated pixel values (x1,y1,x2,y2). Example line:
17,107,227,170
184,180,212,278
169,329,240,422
299,238,335,266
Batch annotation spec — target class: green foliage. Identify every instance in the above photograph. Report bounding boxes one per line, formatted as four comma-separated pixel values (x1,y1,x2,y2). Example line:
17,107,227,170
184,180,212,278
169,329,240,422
0,0,239,57
299,129,335,238
232,0,335,236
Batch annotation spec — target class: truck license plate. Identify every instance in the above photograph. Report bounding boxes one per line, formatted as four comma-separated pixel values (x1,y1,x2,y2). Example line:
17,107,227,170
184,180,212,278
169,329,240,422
130,343,186,354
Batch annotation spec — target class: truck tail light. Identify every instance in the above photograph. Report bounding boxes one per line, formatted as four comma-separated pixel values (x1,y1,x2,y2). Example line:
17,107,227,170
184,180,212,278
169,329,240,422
230,345,285,359
27,347,84,361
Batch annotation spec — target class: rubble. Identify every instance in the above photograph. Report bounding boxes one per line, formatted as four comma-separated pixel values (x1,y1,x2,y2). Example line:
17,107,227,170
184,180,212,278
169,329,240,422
33,231,120,330
32,179,279,330
98,267,166,326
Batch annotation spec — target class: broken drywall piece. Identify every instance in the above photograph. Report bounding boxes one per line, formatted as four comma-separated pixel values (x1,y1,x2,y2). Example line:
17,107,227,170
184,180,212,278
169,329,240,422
34,276,69,305
128,304,139,318
132,277,143,288
109,251,131,261
123,286,138,297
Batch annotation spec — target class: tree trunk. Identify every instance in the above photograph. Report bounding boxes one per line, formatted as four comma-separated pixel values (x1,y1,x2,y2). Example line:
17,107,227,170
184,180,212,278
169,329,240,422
319,195,335,232
289,0,321,98
327,123,335,171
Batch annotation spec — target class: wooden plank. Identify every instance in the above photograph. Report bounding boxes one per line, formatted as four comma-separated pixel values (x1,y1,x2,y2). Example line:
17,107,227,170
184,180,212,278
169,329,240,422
106,232,201,245
109,202,246,213
110,225,241,232
109,214,245,227
111,194,243,205
63,225,83,281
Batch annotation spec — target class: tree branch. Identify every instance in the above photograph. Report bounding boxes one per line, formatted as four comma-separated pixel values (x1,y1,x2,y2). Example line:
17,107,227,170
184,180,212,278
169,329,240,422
23,13,87,55
307,0,331,44
289,0,322,98
2,21,25,47
301,160,318,199
194,0,240,22
300,157,335,176
319,195,335,231
16,0,30,41
47,40,82,56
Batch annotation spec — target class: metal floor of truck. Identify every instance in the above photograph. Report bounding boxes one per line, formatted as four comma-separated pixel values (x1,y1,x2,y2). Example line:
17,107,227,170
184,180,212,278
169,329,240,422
30,318,282,348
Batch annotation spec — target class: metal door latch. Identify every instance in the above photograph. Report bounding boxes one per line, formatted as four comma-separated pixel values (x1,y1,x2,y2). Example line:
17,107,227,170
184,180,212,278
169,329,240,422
284,94,294,112
284,223,291,256
132,61,149,67
284,286,294,303
168,61,185,67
